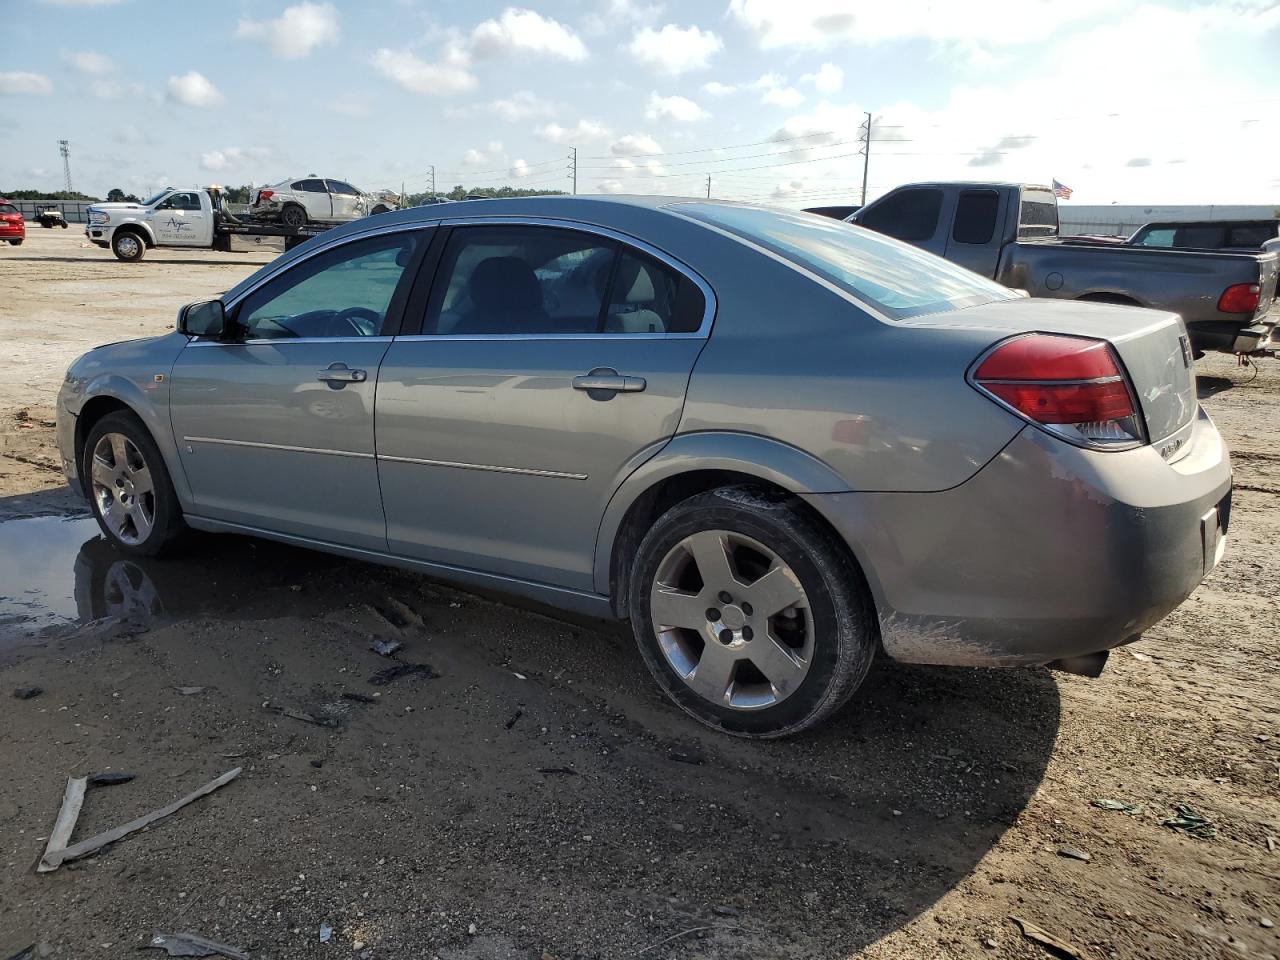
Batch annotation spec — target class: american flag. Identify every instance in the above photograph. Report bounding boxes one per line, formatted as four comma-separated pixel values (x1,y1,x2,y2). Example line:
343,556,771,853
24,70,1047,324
1053,179,1073,200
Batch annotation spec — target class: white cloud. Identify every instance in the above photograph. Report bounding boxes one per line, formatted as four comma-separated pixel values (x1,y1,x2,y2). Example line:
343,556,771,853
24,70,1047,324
537,119,611,143
88,79,146,99
63,51,114,75
597,179,625,194
645,92,708,123
627,24,722,74
487,140,504,154
463,148,488,165
166,71,223,107
0,72,53,95
611,158,636,171
641,158,668,176
702,81,737,96
801,62,843,94
236,2,339,59
610,133,662,156
754,72,804,108
488,90,558,121
200,146,269,172
510,158,531,177
371,46,477,96
472,8,588,61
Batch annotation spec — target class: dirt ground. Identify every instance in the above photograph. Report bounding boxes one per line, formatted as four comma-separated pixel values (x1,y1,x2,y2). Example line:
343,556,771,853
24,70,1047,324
0,227,1277,960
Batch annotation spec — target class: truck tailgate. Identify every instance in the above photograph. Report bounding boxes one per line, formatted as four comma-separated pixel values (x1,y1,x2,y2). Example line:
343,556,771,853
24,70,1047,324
905,297,1197,444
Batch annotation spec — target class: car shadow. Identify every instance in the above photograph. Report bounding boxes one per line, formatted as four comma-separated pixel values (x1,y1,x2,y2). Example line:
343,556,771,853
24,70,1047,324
1197,375,1237,399
0,520,1061,955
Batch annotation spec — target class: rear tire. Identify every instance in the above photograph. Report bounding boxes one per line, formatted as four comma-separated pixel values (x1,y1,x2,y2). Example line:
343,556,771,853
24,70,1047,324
281,204,307,229
628,486,877,738
61,222,68,229
82,411,184,556
111,230,145,262
9,239,21,246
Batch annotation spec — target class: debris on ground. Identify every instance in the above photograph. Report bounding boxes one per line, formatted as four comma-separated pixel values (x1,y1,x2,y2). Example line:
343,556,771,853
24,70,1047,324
1092,798,1143,815
319,923,332,943
1126,649,1153,662
87,771,135,787
38,767,242,872
367,662,438,686
1057,846,1091,862
1009,915,1082,958
513,672,528,680
176,687,206,696
281,708,339,728
369,638,403,657
504,708,523,729
668,748,705,766
340,692,378,704
1162,803,1217,839
537,766,579,776
12,687,42,700
147,931,250,959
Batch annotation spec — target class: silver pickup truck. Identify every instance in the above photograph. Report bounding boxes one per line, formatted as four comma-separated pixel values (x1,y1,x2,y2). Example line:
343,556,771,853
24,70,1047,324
849,182,1279,353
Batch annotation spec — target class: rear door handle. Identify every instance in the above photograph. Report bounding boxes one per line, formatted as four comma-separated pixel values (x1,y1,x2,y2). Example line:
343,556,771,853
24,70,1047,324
317,362,367,387
572,368,647,397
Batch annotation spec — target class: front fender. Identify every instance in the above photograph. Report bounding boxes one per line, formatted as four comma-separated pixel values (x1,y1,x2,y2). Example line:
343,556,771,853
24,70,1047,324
592,430,853,595
109,219,156,245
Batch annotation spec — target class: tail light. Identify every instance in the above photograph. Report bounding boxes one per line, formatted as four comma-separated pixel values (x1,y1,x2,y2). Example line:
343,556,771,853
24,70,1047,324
970,333,1145,450
1217,283,1260,314
257,190,274,203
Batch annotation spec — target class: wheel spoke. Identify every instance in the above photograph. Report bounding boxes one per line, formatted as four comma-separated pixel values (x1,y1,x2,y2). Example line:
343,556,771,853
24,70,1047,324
651,587,710,630
686,644,737,705
750,634,808,696
110,434,129,468
746,564,807,619
102,497,130,535
91,457,116,490
128,502,153,539
130,465,154,496
684,530,740,591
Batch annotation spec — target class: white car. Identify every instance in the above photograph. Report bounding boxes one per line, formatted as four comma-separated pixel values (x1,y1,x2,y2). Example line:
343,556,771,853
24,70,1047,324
250,176,396,227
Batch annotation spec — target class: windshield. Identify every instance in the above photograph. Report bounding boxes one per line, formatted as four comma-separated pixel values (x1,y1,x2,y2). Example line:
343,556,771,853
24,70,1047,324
140,190,170,206
676,202,1014,320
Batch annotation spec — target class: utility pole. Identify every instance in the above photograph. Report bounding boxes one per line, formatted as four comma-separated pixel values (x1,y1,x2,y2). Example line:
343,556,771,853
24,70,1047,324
568,148,577,195
59,140,73,193
428,164,435,199
859,112,871,206
706,174,711,199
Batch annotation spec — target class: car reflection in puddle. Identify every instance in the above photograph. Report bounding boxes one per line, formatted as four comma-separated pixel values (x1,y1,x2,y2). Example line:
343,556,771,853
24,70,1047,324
0,514,365,648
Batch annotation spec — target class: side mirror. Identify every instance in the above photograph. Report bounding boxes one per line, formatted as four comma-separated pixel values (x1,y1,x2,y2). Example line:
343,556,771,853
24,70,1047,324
179,300,227,337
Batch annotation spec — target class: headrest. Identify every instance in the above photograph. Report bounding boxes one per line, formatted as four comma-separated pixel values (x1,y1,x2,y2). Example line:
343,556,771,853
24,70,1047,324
470,257,542,312
615,258,655,304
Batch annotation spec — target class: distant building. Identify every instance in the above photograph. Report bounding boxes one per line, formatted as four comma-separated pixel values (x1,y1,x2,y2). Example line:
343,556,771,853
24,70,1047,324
1059,204,1278,237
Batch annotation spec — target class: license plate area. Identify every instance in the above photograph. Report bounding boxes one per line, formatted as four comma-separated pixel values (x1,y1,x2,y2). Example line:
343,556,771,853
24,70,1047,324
1201,489,1231,574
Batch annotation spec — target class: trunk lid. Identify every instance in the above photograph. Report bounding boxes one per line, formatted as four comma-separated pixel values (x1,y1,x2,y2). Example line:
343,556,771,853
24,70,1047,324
904,297,1197,444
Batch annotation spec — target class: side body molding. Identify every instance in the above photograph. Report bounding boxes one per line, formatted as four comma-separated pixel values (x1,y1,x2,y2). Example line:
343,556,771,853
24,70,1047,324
592,430,854,596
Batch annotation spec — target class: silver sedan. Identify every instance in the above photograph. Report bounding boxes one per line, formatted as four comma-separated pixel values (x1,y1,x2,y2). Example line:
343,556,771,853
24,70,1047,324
56,196,1232,737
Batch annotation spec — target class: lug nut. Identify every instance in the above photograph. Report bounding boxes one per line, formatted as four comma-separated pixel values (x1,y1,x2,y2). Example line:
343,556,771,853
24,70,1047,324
706,608,721,622
718,629,734,645
741,602,753,616
718,591,733,604
742,626,754,641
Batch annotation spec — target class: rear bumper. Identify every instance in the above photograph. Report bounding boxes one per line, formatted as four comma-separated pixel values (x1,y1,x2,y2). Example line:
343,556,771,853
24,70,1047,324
0,226,23,239
1188,316,1277,353
806,408,1231,667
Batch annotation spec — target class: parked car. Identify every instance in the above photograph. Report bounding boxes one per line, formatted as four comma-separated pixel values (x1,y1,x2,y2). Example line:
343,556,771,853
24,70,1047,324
250,177,397,228
849,182,1279,354
0,199,25,245
1128,219,1279,251
57,196,1230,737
36,205,68,228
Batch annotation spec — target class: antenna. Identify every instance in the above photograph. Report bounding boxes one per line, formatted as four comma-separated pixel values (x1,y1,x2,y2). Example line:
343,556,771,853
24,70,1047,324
59,140,73,193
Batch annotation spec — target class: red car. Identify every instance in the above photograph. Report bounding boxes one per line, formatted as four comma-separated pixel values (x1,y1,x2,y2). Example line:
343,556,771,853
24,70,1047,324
0,199,25,245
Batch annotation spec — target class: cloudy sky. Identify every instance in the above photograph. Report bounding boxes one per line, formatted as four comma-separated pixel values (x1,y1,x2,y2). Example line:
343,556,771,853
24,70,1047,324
3,0,1278,207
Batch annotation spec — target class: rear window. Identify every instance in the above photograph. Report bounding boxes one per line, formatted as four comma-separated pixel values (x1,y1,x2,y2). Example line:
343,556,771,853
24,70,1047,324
1227,225,1274,248
859,188,942,242
0,204,17,215
1018,189,1058,238
678,202,1014,320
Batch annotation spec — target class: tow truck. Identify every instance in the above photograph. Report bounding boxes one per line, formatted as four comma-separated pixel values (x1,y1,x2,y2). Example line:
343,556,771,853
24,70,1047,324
84,185,334,262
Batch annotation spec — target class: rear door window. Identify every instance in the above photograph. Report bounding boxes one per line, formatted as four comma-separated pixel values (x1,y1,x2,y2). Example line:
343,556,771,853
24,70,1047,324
952,190,1000,244
298,179,327,192
859,188,942,242
0,204,17,215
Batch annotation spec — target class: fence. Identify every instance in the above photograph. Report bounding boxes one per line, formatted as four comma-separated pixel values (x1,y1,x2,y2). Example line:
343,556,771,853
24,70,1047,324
9,200,96,225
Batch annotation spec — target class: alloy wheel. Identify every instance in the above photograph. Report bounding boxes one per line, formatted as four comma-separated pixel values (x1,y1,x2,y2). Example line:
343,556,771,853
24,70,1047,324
90,432,156,545
650,530,813,710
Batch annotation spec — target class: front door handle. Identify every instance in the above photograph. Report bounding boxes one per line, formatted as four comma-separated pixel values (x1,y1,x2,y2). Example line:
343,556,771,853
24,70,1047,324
573,368,647,399
317,362,367,388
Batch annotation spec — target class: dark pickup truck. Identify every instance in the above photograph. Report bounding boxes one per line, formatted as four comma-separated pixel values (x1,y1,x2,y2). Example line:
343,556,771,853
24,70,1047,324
849,182,1279,353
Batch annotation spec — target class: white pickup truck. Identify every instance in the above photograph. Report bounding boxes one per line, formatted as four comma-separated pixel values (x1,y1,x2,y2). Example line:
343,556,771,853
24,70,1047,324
85,187,330,262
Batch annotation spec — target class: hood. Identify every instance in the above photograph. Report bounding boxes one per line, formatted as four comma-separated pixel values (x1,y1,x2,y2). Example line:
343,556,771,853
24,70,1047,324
88,202,145,212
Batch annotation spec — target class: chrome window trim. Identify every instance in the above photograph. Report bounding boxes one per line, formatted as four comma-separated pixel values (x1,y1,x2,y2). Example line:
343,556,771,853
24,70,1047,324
377,453,586,480
187,336,392,348
427,215,717,338
185,436,374,459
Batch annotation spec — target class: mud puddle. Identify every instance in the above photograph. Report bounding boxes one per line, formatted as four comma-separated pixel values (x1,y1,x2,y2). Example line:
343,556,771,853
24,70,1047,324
0,517,382,647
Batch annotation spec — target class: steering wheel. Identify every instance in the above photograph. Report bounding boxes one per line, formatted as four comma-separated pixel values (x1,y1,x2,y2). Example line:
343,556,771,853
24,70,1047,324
327,307,381,337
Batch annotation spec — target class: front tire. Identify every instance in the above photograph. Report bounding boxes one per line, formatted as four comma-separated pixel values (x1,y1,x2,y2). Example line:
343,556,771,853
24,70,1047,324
111,231,145,262
83,412,184,556
628,487,877,738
